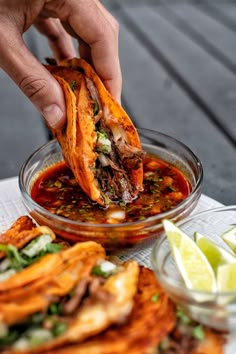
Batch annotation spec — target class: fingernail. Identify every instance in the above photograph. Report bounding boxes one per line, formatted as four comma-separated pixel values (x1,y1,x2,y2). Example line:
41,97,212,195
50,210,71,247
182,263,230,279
42,104,65,129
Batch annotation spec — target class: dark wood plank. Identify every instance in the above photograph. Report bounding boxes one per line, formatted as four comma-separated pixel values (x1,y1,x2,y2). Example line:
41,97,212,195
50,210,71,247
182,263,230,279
196,1,236,32
159,3,236,73
113,11,235,204
111,3,235,143
122,3,236,145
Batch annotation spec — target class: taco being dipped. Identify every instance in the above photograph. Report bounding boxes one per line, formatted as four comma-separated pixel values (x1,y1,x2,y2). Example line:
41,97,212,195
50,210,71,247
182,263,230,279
45,59,144,207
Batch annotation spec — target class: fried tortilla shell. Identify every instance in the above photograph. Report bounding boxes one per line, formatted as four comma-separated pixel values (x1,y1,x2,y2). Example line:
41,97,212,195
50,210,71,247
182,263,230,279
0,216,35,241
1,260,139,354
0,216,55,260
52,74,102,204
0,242,105,325
0,258,225,354
40,267,225,354
34,266,176,354
64,58,144,192
0,241,104,293
46,59,144,207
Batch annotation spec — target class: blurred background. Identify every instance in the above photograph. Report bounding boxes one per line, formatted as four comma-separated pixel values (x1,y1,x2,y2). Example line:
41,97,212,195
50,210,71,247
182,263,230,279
0,0,235,205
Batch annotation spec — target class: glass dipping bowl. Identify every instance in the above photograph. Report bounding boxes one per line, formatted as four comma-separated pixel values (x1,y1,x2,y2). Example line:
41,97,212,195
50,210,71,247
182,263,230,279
19,128,203,252
152,205,236,332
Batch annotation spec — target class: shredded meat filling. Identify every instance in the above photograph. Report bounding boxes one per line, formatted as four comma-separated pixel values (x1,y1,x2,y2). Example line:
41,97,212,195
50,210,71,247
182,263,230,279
95,122,137,203
116,137,145,170
84,79,144,204
62,276,112,316
161,335,198,354
62,278,90,315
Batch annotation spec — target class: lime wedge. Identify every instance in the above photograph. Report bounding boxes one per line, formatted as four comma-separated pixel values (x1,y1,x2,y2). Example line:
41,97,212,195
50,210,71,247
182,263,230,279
162,219,188,249
195,232,236,273
163,220,217,292
217,263,236,292
221,226,236,253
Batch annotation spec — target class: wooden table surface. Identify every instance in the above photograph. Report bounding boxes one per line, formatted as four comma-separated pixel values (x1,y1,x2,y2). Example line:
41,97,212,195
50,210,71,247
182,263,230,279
0,0,235,205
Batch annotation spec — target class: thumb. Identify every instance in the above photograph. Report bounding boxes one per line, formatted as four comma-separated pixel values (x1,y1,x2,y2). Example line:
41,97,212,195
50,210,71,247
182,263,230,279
0,34,66,129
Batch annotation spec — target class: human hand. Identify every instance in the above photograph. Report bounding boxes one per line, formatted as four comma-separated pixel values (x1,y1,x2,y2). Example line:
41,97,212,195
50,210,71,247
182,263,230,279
0,0,122,128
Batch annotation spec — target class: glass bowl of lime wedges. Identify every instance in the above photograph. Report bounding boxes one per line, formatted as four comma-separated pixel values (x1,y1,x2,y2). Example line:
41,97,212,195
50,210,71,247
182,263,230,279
152,205,236,332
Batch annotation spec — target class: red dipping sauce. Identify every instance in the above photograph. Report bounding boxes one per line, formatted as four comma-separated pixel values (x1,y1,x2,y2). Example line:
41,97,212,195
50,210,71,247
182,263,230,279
31,154,191,224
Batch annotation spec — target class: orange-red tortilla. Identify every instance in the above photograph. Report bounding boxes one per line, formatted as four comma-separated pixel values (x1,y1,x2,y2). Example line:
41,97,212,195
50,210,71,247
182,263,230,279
46,59,143,206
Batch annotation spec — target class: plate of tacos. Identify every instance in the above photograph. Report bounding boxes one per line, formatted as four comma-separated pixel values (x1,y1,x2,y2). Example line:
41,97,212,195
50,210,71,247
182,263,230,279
0,216,226,353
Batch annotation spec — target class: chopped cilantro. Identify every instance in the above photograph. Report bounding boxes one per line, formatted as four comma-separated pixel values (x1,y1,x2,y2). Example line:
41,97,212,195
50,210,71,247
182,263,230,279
45,243,63,254
0,244,28,270
70,80,76,91
0,329,19,346
151,293,160,302
96,131,111,154
192,325,205,340
91,265,110,278
158,337,169,351
0,239,64,276
31,313,44,325
176,308,192,325
54,180,62,188
48,302,63,315
138,216,146,221
52,322,67,337
93,101,99,116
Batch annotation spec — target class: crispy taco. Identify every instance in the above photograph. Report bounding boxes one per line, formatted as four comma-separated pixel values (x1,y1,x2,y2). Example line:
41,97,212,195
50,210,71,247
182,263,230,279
0,257,139,353
45,58,144,207
43,267,225,354
0,216,66,284
44,266,176,354
1,261,223,354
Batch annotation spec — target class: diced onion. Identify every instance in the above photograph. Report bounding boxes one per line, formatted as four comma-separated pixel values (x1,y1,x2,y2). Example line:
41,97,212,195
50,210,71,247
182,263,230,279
96,132,112,154
99,260,117,273
0,269,16,282
27,328,53,340
13,328,53,350
0,258,11,272
106,210,126,220
13,338,29,350
98,153,110,167
22,234,53,258
0,322,8,338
